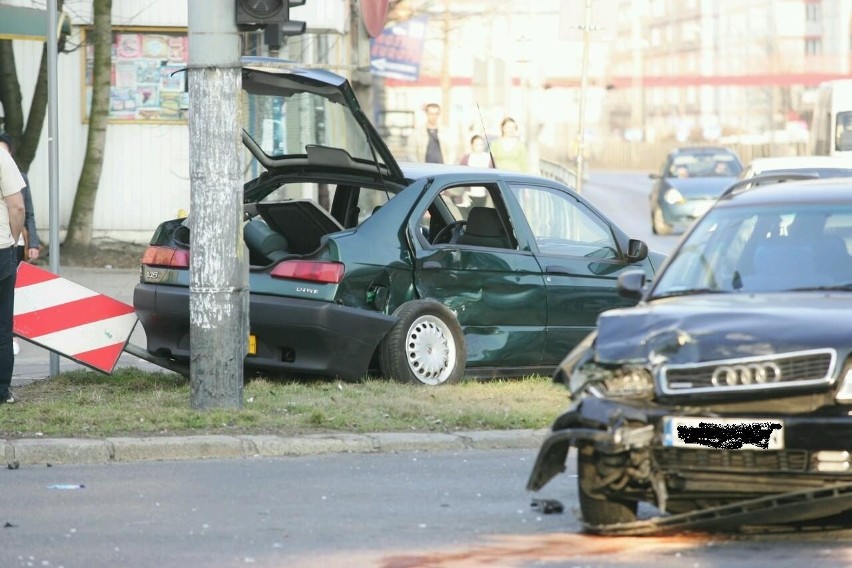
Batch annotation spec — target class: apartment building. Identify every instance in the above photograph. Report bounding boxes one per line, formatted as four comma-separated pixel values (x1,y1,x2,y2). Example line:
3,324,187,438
605,0,852,143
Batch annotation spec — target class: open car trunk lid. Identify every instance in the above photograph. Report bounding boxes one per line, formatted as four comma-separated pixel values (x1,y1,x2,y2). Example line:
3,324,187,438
240,57,406,201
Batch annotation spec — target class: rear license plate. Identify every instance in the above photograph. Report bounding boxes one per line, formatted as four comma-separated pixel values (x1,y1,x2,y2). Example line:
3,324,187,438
662,417,784,450
248,333,257,356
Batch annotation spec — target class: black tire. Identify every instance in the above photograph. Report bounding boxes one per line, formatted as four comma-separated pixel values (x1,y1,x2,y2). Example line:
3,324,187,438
652,207,672,236
379,299,466,386
577,445,638,527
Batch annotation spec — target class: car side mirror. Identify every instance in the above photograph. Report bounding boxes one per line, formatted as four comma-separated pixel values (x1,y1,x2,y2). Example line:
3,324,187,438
617,269,647,299
626,238,648,262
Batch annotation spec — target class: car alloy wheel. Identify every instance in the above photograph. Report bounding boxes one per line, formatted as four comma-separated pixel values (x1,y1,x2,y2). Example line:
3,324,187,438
380,299,466,386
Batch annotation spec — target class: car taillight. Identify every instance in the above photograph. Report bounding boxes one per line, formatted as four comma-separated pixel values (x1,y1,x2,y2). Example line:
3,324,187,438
141,246,190,268
270,260,344,284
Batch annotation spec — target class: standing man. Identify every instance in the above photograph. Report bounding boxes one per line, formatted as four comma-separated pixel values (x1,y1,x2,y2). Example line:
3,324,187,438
408,103,455,164
0,133,26,404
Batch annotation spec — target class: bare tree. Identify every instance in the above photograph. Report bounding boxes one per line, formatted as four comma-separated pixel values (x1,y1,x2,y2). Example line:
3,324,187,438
0,0,66,173
64,0,112,252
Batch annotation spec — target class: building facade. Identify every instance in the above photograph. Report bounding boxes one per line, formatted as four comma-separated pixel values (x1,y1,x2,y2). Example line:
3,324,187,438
605,0,852,144
1,0,354,243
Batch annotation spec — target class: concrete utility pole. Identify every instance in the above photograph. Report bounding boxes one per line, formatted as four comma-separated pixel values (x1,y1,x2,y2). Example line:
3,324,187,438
187,0,248,409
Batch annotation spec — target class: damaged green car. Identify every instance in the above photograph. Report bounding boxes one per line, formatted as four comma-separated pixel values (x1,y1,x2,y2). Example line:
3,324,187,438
134,58,662,385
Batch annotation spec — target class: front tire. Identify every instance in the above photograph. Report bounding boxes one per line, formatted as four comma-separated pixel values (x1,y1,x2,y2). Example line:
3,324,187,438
652,207,672,236
380,300,466,386
577,445,638,527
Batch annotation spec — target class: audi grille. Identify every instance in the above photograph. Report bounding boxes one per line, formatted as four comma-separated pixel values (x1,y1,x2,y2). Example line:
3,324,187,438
660,349,835,395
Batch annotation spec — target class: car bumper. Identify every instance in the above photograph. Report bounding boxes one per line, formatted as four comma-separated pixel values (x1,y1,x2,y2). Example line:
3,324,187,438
134,283,397,380
528,396,852,493
660,199,716,229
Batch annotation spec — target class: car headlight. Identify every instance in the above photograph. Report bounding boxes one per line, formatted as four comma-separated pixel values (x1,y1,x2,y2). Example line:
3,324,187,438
663,188,686,205
602,367,656,398
836,366,852,403
569,363,655,399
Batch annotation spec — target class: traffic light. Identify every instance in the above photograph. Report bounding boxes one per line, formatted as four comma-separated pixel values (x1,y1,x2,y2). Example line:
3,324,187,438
235,0,289,30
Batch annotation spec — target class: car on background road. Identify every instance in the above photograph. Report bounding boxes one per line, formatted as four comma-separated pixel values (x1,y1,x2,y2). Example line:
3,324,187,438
737,155,852,186
133,57,664,386
528,176,852,533
649,146,743,235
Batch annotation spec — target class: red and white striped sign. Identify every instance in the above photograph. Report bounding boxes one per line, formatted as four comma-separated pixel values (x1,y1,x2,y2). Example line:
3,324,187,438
13,263,138,373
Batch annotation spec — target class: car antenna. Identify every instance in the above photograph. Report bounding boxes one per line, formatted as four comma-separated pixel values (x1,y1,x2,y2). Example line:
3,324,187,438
476,102,497,168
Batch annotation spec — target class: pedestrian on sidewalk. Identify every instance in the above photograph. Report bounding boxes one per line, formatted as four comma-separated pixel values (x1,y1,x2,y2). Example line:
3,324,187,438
489,117,529,173
458,134,495,168
0,132,26,404
407,103,456,164
0,134,41,357
0,134,41,266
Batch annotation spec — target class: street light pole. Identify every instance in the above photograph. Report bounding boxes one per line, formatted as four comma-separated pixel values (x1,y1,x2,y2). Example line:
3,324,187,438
575,0,592,193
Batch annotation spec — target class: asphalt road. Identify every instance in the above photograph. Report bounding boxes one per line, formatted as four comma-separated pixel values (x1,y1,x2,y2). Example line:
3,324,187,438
5,171,851,567
3,448,850,568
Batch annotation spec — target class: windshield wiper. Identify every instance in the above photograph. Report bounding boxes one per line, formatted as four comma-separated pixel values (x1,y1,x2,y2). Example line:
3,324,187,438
651,288,728,299
789,284,852,292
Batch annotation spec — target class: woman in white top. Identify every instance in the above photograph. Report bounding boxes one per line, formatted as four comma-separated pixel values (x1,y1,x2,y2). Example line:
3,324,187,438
458,135,494,168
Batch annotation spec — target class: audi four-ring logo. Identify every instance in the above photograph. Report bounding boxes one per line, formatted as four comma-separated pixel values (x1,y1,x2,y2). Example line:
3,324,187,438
711,362,782,386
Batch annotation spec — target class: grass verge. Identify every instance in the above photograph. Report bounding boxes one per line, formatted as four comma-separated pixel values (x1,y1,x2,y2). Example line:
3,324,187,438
1,369,568,439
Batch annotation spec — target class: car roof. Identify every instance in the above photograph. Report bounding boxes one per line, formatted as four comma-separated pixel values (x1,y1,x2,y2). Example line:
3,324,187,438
670,146,739,155
399,161,559,184
747,155,852,173
718,176,852,206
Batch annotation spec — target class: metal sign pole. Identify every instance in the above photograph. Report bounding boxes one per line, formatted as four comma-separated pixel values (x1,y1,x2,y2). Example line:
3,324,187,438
47,0,60,376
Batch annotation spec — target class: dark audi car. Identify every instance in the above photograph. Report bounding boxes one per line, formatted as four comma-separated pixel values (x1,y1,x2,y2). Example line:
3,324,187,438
528,177,852,533
133,57,662,386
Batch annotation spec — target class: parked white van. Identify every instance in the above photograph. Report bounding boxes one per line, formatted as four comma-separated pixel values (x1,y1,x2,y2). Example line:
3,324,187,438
809,79,852,158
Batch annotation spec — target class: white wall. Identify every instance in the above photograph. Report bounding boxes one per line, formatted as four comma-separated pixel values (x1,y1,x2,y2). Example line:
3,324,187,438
7,0,348,243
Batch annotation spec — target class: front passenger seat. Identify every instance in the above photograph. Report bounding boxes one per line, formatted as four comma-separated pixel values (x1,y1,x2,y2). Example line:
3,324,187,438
457,207,512,249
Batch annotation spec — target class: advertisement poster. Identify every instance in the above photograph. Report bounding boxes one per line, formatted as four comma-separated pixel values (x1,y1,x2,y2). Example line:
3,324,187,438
369,16,428,82
87,30,189,122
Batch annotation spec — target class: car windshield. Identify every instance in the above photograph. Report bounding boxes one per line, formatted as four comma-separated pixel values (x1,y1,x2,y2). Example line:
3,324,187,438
650,202,852,297
668,152,742,178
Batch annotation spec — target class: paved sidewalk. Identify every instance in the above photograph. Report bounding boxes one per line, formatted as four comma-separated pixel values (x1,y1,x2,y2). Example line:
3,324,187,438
3,429,548,467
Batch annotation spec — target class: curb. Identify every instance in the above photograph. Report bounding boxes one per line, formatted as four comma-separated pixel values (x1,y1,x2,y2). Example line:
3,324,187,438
3,429,548,467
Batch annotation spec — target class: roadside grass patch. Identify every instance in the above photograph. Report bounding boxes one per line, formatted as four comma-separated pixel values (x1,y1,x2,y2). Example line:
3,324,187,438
2,369,566,438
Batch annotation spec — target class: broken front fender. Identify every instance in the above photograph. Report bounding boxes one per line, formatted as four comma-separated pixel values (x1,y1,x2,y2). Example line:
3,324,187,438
526,397,654,492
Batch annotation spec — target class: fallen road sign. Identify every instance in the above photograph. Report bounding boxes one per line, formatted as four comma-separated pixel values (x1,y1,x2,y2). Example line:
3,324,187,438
13,263,138,374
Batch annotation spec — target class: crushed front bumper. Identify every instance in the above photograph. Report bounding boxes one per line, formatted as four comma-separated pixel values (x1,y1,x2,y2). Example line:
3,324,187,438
527,395,852,527
527,396,852,535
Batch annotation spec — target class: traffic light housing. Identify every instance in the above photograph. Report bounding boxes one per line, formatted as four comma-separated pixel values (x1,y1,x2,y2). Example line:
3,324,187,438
235,0,289,30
